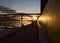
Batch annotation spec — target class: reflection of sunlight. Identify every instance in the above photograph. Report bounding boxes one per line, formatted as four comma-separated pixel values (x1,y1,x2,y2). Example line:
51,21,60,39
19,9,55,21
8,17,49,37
23,21,32,26
23,17,32,20
38,15,51,23
0,15,41,28
22,15,39,26
23,16,32,26
11,15,40,27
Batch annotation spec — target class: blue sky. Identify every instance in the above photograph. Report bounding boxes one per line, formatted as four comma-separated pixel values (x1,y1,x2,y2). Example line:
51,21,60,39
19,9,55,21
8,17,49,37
0,0,40,13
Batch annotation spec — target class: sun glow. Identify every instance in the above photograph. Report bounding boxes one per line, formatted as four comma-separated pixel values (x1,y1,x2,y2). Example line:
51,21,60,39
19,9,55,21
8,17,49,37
38,15,51,23
32,16,38,21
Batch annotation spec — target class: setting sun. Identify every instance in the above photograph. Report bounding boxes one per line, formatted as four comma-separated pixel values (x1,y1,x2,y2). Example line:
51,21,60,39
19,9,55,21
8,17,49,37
32,16,38,21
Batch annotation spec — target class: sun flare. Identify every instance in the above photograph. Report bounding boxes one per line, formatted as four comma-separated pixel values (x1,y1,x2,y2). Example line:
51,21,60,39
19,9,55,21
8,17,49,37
32,16,38,21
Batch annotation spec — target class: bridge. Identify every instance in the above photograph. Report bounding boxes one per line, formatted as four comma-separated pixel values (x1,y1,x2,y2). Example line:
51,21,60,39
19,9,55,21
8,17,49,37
0,0,60,43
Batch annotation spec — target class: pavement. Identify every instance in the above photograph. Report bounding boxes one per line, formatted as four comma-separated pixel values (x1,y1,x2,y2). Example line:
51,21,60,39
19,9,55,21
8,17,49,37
0,23,51,43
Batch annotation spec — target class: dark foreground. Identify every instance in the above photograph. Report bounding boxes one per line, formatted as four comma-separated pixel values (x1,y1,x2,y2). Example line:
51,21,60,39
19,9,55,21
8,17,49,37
0,23,51,43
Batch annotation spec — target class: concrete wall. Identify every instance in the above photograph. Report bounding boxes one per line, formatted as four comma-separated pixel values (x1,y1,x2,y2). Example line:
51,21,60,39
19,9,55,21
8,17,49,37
40,0,60,43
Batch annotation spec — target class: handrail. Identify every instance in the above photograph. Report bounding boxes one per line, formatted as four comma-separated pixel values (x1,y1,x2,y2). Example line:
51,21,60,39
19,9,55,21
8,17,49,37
0,13,40,29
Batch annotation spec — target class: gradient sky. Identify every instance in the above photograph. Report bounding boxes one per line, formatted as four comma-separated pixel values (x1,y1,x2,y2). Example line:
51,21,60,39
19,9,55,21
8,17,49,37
0,0,40,13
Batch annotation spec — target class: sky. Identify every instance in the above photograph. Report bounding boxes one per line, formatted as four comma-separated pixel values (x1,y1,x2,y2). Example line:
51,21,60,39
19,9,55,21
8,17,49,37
0,0,40,13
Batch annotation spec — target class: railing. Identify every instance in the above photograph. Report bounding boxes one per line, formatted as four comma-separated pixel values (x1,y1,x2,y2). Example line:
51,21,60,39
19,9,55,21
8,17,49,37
0,13,40,29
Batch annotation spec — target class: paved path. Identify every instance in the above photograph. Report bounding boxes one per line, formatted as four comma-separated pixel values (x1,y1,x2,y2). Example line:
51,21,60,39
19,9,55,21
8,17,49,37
0,23,51,43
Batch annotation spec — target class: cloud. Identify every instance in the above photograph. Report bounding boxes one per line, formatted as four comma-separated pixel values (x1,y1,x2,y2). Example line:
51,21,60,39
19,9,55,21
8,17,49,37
0,6,16,13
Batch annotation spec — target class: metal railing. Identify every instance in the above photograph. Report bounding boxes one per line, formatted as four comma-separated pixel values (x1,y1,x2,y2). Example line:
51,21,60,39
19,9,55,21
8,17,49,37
0,13,40,29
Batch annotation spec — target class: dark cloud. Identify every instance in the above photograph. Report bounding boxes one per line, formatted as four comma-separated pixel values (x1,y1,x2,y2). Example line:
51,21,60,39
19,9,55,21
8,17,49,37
0,6,16,13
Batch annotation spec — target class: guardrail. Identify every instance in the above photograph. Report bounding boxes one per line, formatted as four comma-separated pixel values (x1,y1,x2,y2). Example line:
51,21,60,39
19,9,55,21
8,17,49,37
0,13,40,29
